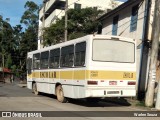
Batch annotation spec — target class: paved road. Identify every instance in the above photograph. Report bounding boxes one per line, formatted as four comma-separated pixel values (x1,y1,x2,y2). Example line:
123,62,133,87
0,82,159,120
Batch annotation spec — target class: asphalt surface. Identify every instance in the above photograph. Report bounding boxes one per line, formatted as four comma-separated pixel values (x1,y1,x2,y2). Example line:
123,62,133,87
0,81,159,120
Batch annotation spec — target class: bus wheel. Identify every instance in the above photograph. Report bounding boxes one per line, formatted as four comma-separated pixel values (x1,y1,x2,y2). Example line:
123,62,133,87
56,85,67,103
32,83,39,95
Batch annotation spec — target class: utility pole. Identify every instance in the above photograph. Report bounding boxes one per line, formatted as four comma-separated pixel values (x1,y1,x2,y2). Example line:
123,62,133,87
145,0,160,107
64,0,68,42
137,0,151,100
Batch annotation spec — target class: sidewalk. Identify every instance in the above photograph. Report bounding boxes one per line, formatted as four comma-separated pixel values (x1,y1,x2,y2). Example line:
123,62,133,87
103,97,158,111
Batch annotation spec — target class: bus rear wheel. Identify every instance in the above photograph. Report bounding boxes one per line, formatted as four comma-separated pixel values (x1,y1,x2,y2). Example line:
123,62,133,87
32,83,39,95
56,85,67,103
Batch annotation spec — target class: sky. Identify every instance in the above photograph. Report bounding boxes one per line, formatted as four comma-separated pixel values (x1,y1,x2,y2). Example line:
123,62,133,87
0,0,127,28
0,0,42,27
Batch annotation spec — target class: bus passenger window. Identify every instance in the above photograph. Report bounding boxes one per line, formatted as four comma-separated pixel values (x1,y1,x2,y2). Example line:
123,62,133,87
49,48,60,68
40,51,49,69
33,53,40,69
61,45,74,67
75,42,86,66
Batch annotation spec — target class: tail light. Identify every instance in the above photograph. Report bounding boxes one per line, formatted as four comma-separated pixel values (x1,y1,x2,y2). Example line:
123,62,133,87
128,81,136,85
87,81,98,85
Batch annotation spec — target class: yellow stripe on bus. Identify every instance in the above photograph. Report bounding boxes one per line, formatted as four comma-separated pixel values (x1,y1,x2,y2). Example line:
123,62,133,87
27,70,136,80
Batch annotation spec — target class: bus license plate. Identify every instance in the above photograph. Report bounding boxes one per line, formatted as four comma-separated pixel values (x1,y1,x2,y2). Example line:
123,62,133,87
109,81,117,85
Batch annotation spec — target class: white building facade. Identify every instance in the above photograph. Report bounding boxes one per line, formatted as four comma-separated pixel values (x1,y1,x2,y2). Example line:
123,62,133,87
98,0,155,96
38,0,123,49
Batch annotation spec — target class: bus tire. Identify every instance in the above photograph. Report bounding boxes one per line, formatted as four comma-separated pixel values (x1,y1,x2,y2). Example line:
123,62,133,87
32,82,39,95
56,85,67,103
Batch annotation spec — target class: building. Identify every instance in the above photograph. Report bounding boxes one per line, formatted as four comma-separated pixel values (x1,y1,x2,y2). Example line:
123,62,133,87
98,0,155,97
38,0,123,49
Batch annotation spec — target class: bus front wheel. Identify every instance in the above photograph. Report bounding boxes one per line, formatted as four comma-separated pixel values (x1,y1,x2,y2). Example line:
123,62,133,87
32,82,39,95
56,85,67,103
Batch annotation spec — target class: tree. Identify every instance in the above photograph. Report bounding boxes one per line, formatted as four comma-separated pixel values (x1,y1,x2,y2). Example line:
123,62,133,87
43,7,103,46
19,1,39,71
0,17,14,70
12,25,23,69
20,1,39,28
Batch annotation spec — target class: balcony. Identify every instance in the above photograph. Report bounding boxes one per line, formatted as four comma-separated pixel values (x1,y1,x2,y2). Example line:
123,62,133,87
39,0,65,21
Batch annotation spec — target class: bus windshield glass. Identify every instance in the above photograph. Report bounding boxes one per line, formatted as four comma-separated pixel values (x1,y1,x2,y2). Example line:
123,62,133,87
93,39,135,63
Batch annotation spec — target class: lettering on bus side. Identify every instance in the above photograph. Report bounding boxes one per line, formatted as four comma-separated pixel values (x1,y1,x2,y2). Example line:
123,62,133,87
54,72,56,78
90,71,98,77
123,72,133,78
49,72,54,78
40,72,49,78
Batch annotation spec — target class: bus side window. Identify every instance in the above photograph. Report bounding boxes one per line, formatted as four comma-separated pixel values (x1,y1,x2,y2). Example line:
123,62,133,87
40,51,49,69
49,48,60,68
61,45,74,67
33,53,40,69
75,42,86,66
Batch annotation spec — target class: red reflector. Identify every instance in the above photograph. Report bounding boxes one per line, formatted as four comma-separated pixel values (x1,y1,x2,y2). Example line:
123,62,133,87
87,81,98,85
128,81,136,85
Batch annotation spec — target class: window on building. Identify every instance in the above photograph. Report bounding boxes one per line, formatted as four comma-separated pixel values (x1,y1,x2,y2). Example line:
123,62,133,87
74,42,86,66
74,3,81,9
112,15,119,35
49,48,60,68
61,45,74,67
33,53,40,69
130,4,139,32
40,51,49,69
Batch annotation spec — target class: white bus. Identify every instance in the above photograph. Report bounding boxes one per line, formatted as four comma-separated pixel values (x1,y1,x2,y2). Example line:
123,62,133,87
27,35,136,103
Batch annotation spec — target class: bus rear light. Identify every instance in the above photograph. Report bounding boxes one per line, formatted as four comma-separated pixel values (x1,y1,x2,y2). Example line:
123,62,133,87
87,81,98,85
128,81,136,85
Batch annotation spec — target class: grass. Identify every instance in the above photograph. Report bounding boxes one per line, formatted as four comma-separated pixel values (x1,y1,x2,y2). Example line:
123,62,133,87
136,101,146,107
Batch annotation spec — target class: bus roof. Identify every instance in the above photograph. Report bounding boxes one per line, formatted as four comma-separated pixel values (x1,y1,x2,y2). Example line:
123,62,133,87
28,34,134,55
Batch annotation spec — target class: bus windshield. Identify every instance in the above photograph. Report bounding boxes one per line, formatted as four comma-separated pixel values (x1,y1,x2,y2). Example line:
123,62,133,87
93,39,135,63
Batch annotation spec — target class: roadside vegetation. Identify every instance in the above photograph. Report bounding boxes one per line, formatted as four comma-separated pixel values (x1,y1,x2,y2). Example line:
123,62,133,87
0,1,104,75
0,1,39,76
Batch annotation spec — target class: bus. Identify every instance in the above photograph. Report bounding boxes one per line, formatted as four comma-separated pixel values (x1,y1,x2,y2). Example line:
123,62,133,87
27,35,136,103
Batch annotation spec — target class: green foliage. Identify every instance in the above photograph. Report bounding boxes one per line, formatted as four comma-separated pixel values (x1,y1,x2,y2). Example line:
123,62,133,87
20,1,39,27
11,65,19,77
0,18,14,70
43,7,103,46
5,54,12,69
0,1,39,74
18,1,39,72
